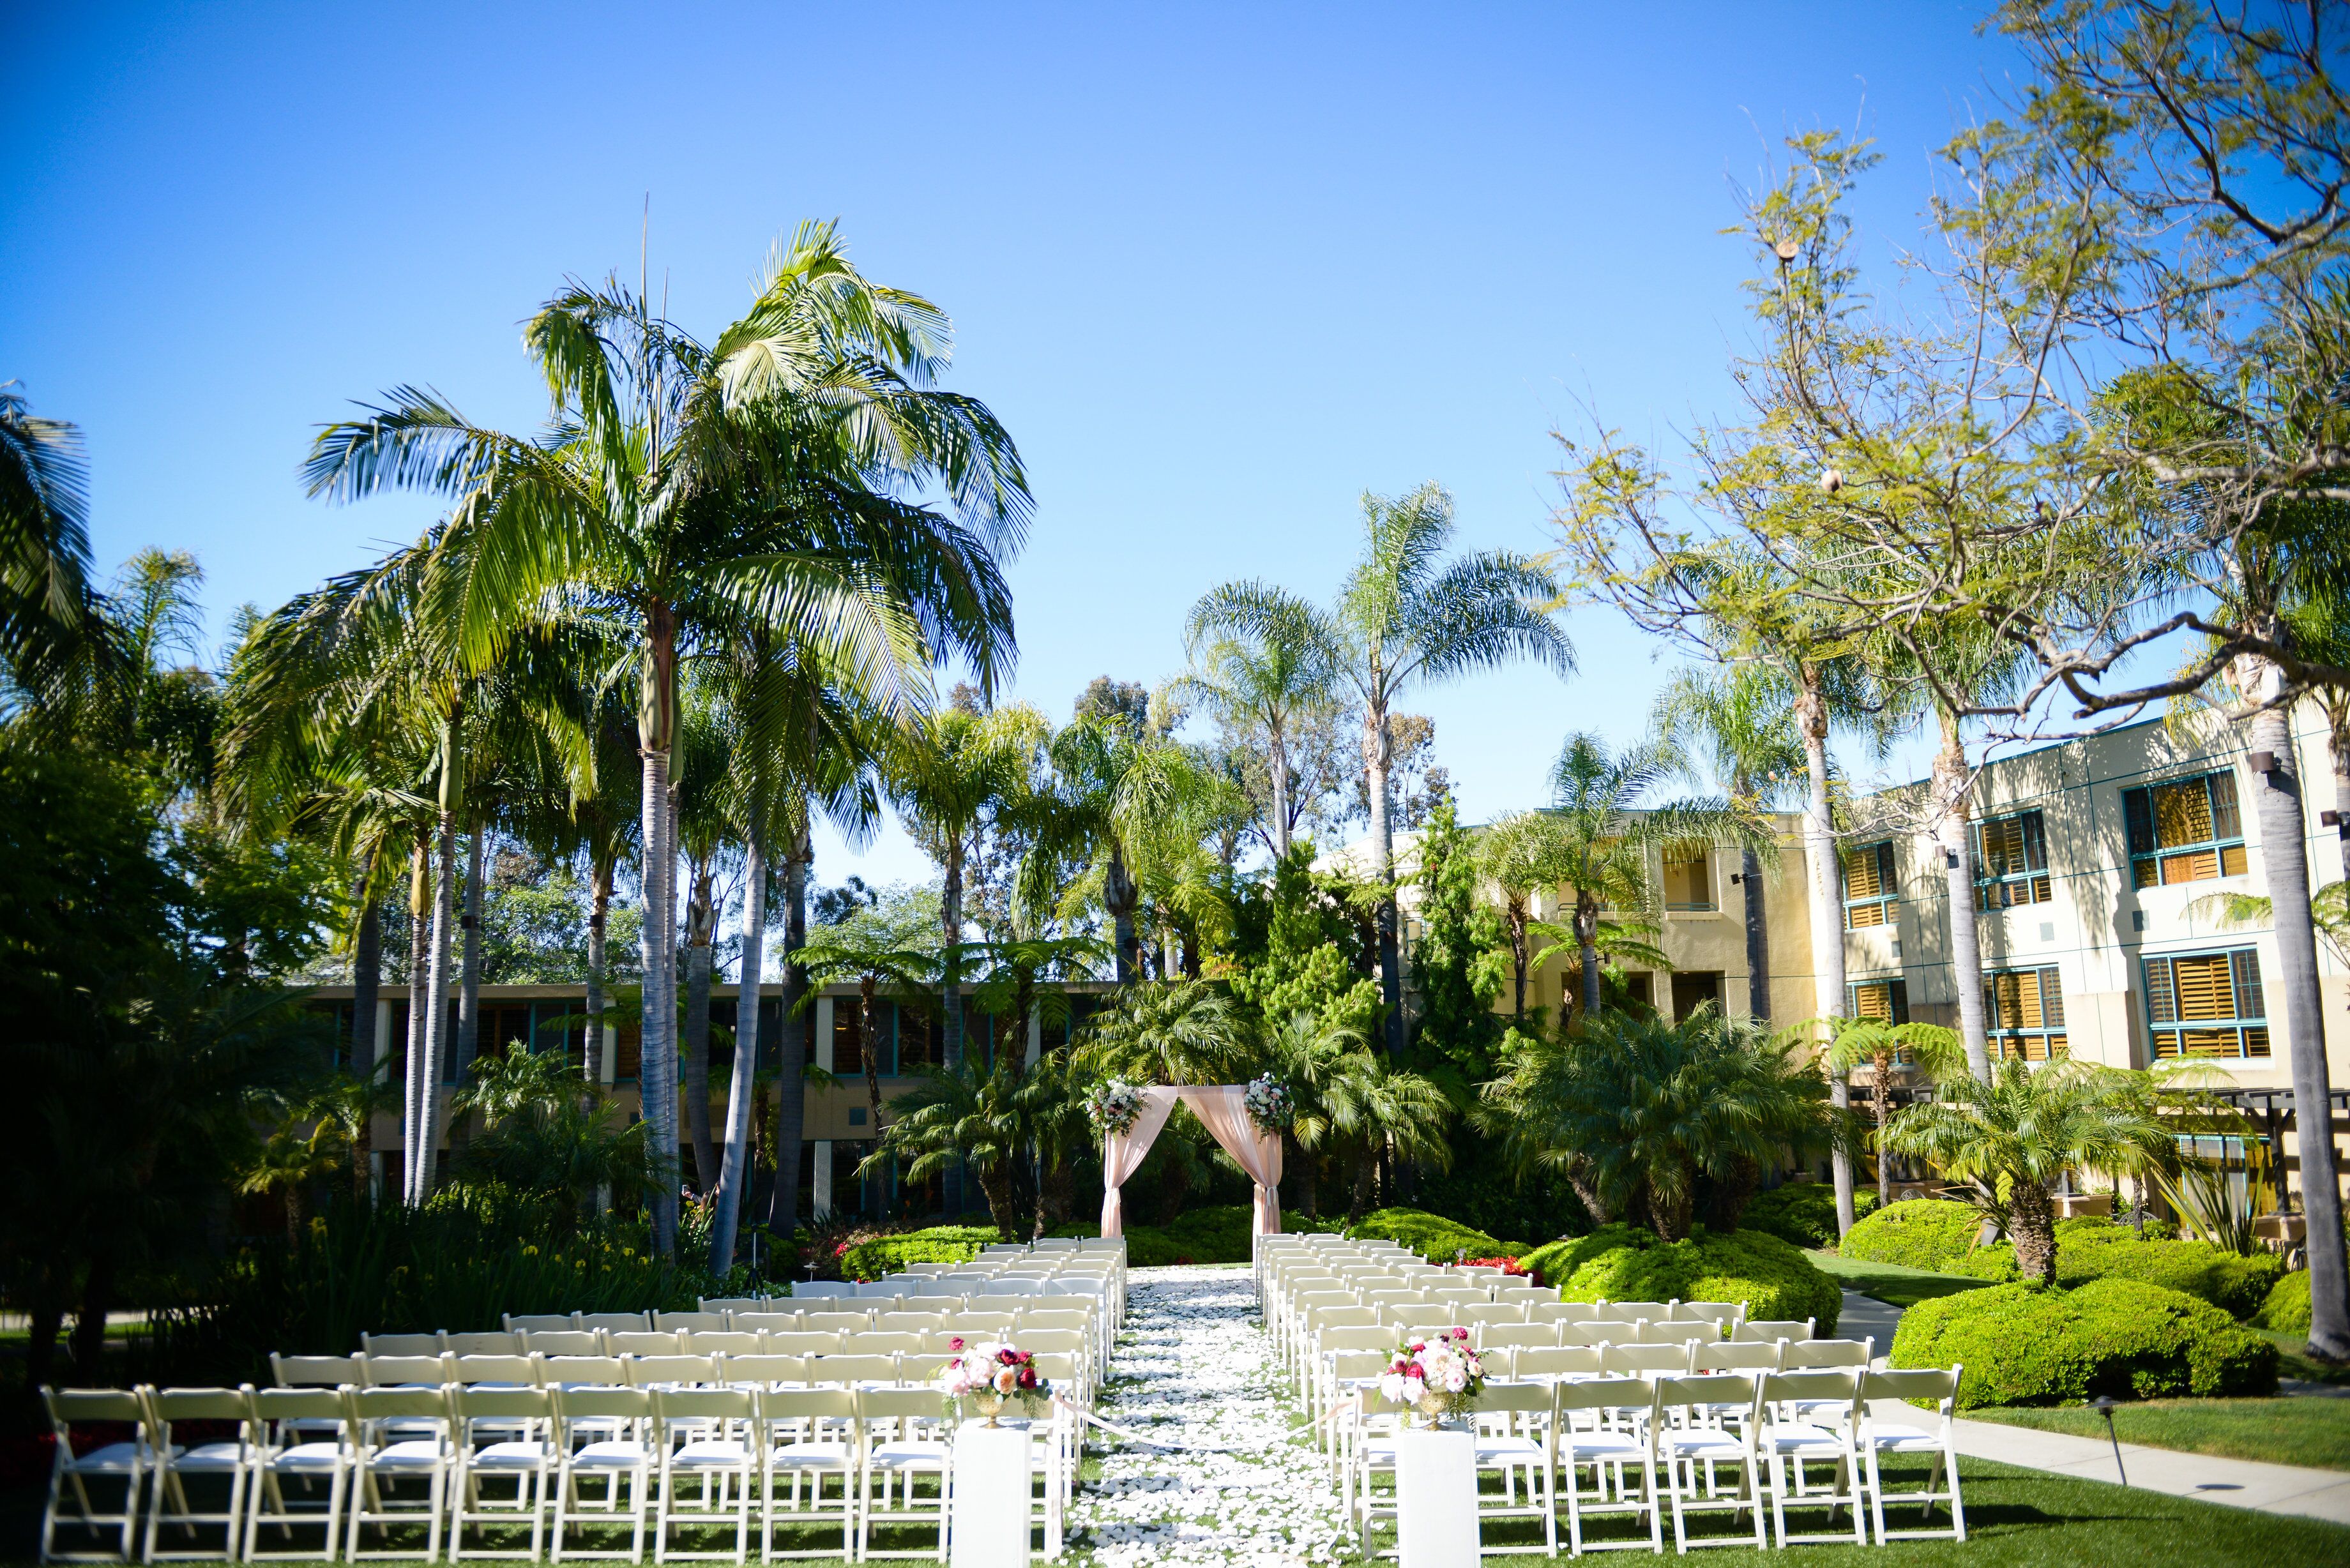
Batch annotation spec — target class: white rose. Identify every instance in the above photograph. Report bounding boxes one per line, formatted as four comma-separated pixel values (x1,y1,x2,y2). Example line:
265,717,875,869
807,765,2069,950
1379,1373,1406,1403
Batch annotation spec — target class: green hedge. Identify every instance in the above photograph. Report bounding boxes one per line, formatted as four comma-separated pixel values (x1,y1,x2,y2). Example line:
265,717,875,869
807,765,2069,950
1840,1199,1986,1271
1891,1278,2278,1408
1526,1225,1840,1333
2253,1269,2311,1333
1936,1224,2282,1318
1344,1207,1524,1262
836,1226,1001,1283
1047,1205,1278,1266
1741,1184,1877,1249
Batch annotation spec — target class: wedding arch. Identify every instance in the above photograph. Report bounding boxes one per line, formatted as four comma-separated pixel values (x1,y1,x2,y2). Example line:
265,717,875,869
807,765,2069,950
1100,1085,1283,1238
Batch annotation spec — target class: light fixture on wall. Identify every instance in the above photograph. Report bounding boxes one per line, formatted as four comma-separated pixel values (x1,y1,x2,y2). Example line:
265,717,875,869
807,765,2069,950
1944,850,1961,869
2250,750,2277,774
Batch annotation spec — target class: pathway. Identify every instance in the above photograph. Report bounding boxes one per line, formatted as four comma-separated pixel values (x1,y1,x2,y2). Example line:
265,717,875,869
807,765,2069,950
1066,1265,1344,1567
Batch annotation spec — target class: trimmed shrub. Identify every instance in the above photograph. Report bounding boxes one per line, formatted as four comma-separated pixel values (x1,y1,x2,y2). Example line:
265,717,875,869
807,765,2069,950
1892,1277,2277,1408
1931,1225,2282,1316
1839,1199,1985,1271
1741,1183,1877,1249
2254,1269,2311,1334
837,1225,1001,1283
1345,1207,1524,1262
1536,1225,1841,1333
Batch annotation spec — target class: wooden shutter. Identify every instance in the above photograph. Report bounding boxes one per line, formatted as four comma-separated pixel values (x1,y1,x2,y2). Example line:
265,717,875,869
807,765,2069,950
1845,846,1884,901
2154,778,2214,849
2170,953,2233,1021
2144,957,2176,1025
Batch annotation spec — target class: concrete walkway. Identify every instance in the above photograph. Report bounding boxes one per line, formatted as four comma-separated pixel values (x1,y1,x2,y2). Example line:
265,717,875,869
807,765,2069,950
1837,1288,2350,1526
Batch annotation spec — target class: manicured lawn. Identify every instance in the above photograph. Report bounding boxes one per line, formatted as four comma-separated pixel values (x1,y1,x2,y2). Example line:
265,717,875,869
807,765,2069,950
1805,1248,1996,1310
1967,1396,2350,1473
2254,1327,2350,1388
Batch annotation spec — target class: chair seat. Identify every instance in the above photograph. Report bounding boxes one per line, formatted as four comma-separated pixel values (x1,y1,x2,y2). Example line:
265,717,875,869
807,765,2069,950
1763,1426,1848,1455
370,1440,446,1470
671,1440,753,1468
470,1441,555,1468
175,1442,248,1471
571,1441,653,1468
768,1444,853,1469
1475,1438,1543,1463
1562,1436,1646,1460
67,1442,149,1474
1659,1432,1748,1460
1865,1425,1939,1450
869,1441,950,1468
267,1442,347,1474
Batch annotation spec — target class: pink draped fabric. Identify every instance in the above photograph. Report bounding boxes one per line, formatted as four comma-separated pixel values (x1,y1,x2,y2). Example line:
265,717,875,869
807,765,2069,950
1100,1084,1285,1239
1100,1087,1179,1238
1178,1086,1285,1237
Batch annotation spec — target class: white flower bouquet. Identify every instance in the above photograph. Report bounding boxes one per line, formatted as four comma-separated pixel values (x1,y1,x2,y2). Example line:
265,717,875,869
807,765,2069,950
1379,1328,1486,1426
1086,1079,1144,1136
1243,1073,1292,1133
934,1337,1047,1426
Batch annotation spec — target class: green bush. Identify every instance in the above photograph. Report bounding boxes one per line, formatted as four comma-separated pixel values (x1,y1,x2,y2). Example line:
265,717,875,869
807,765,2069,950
836,1225,1001,1283
1741,1183,1877,1249
1891,1278,2278,1408
1533,1224,1841,1332
1932,1225,2282,1316
2254,1269,2311,1333
1344,1207,1524,1262
1047,1205,1279,1266
1840,1199,1986,1270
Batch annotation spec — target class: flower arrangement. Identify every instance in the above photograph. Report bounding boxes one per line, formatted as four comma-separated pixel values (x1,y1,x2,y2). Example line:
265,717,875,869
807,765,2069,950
1086,1080,1144,1136
1243,1074,1292,1133
934,1338,1046,1426
1459,1255,1530,1278
1380,1329,1487,1426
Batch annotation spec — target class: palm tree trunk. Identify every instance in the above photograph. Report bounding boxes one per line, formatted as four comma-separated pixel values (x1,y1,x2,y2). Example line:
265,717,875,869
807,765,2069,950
1363,702,1404,1058
768,828,810,1233
412,707,463,1205
1872,1050,1894,1209
712,831,766,1275
639,599,681,1256
1347,1151,1374,1225
2246,690,2350,1360
1269,715,1292,859
403,840,428,1195
939,843,967,1216
1795,667,1856,1239
1105,845,1140,983
586,856,612,1080
860,978,884,1127
1508,901,1528,1021
1933,712,1993,1083
456,823,485,1087
1575,893,1602,1023
2011,1182,2058,1286
351,870,380,1075
1740,845,1771,1023
683,856,718,1193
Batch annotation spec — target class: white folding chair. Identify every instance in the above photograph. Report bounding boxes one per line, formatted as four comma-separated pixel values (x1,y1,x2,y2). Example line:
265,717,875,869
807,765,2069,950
549,1385,655,1562
342,1386,453,1562
1758,1370,1866,1548
138,1385,255,1563
854,1387,949,1562
243,1388,351,1562
651,1387,758,1563
448,1383,557,1562
1652,1375,1766,1551
1552,1376,1662,1557
1858,1367,1966,1544
41,1387,156,1563
755,1387,856,1562
1469,1382,1554,1557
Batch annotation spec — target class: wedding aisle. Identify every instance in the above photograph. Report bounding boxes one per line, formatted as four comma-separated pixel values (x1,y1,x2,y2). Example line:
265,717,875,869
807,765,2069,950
1066,1264,1346,1567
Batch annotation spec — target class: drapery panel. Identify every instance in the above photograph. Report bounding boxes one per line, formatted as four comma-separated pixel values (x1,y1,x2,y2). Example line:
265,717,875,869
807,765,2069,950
1100,1085,1284,1238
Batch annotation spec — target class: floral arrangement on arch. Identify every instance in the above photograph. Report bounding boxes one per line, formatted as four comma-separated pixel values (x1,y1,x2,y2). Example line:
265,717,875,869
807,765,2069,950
1381,1329,1486,1425
1085,1080,1143,1137
1243,1073,1292,1133
935,1338,1046,1424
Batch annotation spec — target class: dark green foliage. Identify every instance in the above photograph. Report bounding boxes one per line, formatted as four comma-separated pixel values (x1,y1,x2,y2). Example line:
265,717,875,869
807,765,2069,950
1047,1205,1277,1265
1892,1278,2280,1409
1344,1206,1523,1262
1407,1127,1593,1248
1840,1198,1987,1271
1742,1182,1876,1249
1229,841,1380,1036
1946,1223,2286,1317
837,1225,1002,1282
1408,797,1506,1080
2255,1269,2311,1333
1533,1223,1842,1331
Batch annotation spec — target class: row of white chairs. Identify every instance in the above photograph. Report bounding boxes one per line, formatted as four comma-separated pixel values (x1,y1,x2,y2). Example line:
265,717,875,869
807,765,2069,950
363,1312,1107,1376
41,1378,1078,1567
1336,1366,1965,1556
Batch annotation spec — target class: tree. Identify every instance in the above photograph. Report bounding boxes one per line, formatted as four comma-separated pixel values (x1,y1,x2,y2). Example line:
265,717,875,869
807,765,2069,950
860,1051,1051,1237
1409,795,1506,1077
1819,1014,1971,1209
795,890,943,1131
1197,484,1572,1055
1017,714,1196,982
1475,810,1574,1025
305,223,1029,1252
1076,980,1256,1087
1651,664,1803,1022
1319,1046,1457,1225
0,384,100,709
1179,591,1335,857
1885,1060,2171,1285
1228,840,1383,1039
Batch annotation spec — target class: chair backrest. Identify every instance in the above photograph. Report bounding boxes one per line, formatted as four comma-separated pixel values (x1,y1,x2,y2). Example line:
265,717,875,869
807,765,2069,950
854,1281,909,1299
1556,1376,1656,1421
1328,1349,1390,1385
441,1331,521,1357
1782,1338,1872,1370
719,1354,807,1387
1862,1366,1959,1411
145,1386,255,1430
1693,1341,1782,1374
655,1385,755,1433
273,1353,361,1388
654,1311,728,1333
361,1331,442,1357
450,1383,552,1423
1655,1373,1761,1424
1521,1302,1577,1324
1574,1302,1641,1323
1762,1369,1863,1420
757,1386,856,1426
874,1313,944,1332
854,1333,928,1355
363,1353,451,1386
686,1331,764,1357
701,1297,769,1315
503,1313,573,1333
540,1355,630,1387
1043,1278,1107,1299
801,1311,872,1332
521,1330,605,1357
553,1384,651,1428
577,1311,650,1334
1675,1302,1743,1327
1474,1381,1552,1418
1308,1305,1380,1334
1558,1323,1614,1347
346,1385,449,1431
1430,1288,1485,1308
1019,1329,1085,1357
1512,1346,1604,1380
1630,1322,1704,1346
1031,1238,1079,1251
855,1386,944,1421
1600,1344,1694,1376
814,1354,902,1387
607,1331,683,1357
1737,1318,1816,1343
766,1332,844,1357
789,1281,855,1299
1029,1352,1080,1387
626,1354,718,1387
253,1387,345,1425
450,1353,541,1385
1457,1303,1523,1327
733,1313,800,1334
943,1315,1017,1336
1483,1323,1556,1350
1492,1286,1552,1306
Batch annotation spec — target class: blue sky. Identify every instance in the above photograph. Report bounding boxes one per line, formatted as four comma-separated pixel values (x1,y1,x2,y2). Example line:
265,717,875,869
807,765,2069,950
4,1,2013,886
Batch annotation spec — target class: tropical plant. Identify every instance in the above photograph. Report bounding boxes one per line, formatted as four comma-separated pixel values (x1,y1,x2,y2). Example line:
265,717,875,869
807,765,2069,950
0,384,100,710
1317,1047,1457,1225
858,1052,1057,1238
445,1048,655,1228
1016,713,1198,982
1075,979,1256,1087
1883,1060,2172,1285
1257,1008,1370,1219
1178,591,1336,857
1819,1014,1971,1208
1474,810,1573,1024
1410,795,1506,1077
794,896,943,1128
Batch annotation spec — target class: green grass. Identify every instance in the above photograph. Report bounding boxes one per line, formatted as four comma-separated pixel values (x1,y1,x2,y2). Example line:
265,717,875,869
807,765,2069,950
2252,1327,2350,1388
1966,1396,2350,1473
1805,1247,1998,1310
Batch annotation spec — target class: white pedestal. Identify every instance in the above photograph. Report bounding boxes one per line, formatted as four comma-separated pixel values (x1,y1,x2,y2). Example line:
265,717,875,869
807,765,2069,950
948,1421,1029,1568
1395,1428,1478,1568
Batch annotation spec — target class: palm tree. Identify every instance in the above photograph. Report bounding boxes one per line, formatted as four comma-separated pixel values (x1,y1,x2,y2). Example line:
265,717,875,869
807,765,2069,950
1075,979,1257,1086
1819,1015,1970,1208
303,223,1030,1251
860,1051,1053,1235
1885,1061,2171,1285
1651,664,1802,1021
1321,1048,1455,1225
1256,1009,1372,1219
1017,716,1197,982
1476,811,1574,1022
1197,485,1572,1053
1544,732,1770,1023
795,910,943,1131
1177,595,1335,857
0,384,100,707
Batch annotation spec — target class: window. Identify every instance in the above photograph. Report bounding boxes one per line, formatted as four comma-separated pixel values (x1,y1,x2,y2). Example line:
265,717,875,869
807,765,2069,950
1975,810,2052,908
1984,966,2067,1060
1843,843,1898,928
833,1000,865,1076
2144,948,2269,1059
1662,850,1715,912
2123,772,2247,889
1849,977,1909,1024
